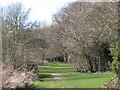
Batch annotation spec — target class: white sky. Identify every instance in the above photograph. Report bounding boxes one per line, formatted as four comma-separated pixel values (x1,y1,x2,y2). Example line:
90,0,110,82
0,0,75,23
0,0,117,24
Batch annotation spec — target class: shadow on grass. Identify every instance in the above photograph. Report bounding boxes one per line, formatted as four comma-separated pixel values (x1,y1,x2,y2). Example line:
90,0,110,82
39,74,53,81
39,74,53,78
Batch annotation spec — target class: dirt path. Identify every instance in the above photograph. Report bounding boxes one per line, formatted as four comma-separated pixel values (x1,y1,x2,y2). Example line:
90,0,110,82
50,73,63,80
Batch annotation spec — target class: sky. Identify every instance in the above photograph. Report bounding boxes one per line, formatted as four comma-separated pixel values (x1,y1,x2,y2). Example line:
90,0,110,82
0,0,75,24
0,0,117,24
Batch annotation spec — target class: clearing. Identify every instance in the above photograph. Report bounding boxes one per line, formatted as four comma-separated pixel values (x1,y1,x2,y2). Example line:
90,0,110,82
33,62,114,88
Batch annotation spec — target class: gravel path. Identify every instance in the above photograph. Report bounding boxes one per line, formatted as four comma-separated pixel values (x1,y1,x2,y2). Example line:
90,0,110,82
50,73,63,80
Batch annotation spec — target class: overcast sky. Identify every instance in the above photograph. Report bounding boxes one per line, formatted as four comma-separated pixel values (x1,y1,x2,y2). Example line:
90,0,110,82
0,0,75,23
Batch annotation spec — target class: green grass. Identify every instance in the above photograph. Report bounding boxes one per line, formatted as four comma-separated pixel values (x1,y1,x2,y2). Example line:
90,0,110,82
33,62,114,88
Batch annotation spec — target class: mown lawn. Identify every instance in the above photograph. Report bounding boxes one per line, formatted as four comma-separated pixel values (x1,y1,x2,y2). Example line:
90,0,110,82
33,62,114,88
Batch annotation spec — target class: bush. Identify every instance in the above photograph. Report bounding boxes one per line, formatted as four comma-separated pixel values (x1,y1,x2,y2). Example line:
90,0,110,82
109,42,120,78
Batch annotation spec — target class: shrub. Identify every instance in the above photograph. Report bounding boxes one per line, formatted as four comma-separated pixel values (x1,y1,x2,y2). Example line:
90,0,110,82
109,42,120,78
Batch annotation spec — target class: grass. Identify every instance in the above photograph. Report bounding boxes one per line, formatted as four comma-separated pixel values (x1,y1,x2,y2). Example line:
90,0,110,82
33,62,114,88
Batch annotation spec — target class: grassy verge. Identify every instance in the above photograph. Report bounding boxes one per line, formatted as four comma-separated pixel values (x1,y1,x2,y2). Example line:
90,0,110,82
33,62,114,88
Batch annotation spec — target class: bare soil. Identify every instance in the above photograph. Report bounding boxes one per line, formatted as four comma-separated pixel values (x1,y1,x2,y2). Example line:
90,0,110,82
50,73,63,80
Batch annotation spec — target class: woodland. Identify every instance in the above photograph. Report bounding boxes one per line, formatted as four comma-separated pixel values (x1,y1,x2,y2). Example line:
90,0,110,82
1,1,120,89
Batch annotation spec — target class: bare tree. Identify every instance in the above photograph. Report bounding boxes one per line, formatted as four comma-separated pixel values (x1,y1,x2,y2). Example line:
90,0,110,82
52,2,119,72
2,2,32,69
3,2,31,31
